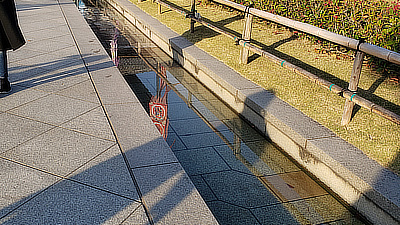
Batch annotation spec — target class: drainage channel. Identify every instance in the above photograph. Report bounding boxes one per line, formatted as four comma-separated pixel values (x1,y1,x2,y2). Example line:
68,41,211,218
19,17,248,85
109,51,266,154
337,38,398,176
77,0,367,224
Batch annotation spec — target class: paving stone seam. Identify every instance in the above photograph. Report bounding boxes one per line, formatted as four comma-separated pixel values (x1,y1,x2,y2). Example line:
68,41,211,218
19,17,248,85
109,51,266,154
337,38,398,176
118,203,147,224
191,174,219,200
168,128,189,150
101,101,143,105
0,116,58,155
172,146,216,153
6,101,100,127
194,169,243,177
56,106,117,142
129,161,181,170
52,82,102,104
27,44,78,57
8,51,49,64
24,31,70,43
3,108,116,147
2,142,109,178
204,200,263,225
0,175,141,222
1,88,52,112
81,98,155,224
0,175,61,220
63,142,119,176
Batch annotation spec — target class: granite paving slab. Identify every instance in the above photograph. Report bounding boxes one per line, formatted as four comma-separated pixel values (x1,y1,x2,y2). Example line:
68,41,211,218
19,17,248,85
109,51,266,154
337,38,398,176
120,205,151,225
0,179,141,225
123,136,179,168
55,79,100,104
174,147,231,176
13,65,89,93
0,157,61,218
0,85,49,111
18,17,67,34
165,131,187,151
8,62,50,83
0,113,55,153
244,141,301,174
189,175,218,202
213,144,266,176
89,65,143,105
206,201,261,225
2,127,115,176
8,93,97,126
6,47,46,64
179,130,234,149
68,145,139,200
13,48,82,73
169,117,215,136
166,102,200,121
202,170,280,208
250,203,300,225
60,106,115,141
22,34,75,54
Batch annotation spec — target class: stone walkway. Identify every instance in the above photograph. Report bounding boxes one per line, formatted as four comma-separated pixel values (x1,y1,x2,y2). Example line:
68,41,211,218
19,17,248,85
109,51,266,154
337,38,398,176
0,0,217,224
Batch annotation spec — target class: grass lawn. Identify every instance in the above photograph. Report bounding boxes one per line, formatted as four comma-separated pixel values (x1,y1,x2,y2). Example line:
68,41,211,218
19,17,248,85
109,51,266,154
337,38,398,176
129,0,400,174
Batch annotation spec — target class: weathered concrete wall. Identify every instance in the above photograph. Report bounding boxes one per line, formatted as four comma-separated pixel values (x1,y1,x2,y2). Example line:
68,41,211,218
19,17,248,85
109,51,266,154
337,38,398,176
104,0,400,223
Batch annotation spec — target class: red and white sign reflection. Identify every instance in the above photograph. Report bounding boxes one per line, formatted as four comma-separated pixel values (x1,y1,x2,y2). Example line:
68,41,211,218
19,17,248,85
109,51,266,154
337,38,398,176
149,65,170,139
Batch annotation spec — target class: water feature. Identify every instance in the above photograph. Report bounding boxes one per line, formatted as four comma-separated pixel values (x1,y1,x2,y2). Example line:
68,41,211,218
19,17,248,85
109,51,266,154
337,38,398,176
77,0,367,224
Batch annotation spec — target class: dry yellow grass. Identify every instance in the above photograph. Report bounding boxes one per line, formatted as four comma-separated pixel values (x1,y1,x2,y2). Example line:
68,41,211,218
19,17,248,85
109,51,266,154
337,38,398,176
129,0,400,174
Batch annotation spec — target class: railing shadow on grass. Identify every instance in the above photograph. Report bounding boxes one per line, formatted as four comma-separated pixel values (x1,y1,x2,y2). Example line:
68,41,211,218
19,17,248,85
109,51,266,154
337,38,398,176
389,149,400,177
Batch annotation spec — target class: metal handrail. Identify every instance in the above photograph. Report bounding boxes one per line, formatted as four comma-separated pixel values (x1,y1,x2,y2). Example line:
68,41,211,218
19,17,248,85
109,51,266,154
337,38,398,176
211,0,400,66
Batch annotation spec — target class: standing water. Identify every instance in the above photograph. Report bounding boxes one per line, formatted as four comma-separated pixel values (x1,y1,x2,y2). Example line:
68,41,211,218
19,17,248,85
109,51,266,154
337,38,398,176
77,0,367,224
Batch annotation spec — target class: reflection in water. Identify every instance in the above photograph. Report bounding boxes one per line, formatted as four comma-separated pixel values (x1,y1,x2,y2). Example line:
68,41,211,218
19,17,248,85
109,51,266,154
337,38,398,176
110,26,120,67
149,64,170,139
79,0,367,224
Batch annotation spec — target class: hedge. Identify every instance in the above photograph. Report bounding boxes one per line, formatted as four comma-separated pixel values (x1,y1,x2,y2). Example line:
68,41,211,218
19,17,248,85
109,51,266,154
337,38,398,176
231,0,400,79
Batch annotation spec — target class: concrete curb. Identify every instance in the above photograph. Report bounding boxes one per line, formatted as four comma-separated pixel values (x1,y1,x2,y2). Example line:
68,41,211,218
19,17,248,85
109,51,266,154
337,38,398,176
57,0,219,223
105,0,400,223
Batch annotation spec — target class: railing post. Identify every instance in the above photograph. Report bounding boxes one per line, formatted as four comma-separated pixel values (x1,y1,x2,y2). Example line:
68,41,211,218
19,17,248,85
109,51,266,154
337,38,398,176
240,5,253,64
137,42,141,55
158,1,162,14
341,49,365,126
190,0,196,33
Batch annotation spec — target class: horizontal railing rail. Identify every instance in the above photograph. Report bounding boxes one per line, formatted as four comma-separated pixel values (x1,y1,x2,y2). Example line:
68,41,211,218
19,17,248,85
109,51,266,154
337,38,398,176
211,0,400,65
155,0,400,125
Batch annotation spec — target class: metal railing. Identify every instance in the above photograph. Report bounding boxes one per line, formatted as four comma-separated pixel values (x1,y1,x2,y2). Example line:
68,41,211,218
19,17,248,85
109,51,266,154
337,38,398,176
155,0,400,125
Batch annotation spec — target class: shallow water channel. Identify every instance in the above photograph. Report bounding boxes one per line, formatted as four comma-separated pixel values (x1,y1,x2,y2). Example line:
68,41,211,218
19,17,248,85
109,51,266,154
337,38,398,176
77,0,366,224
